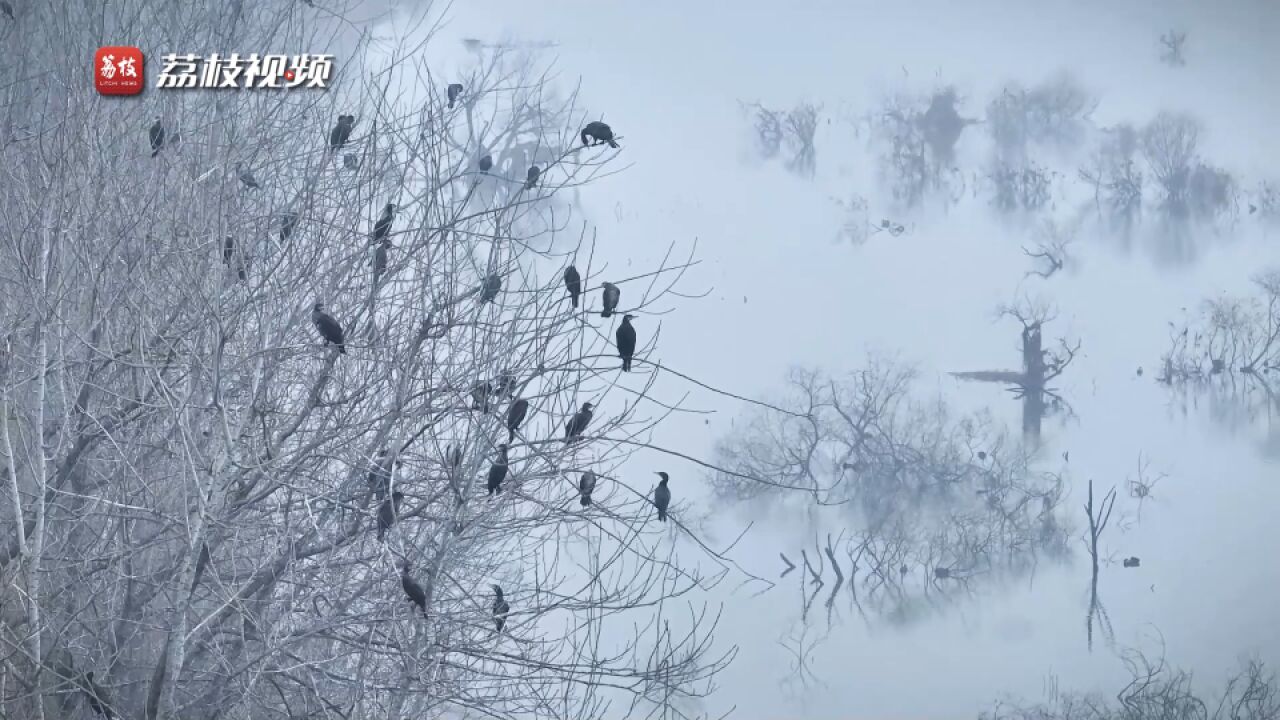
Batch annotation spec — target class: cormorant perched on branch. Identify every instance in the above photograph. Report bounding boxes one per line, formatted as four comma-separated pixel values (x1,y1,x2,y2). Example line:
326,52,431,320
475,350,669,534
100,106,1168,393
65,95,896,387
191,541,212,591
478,155,493,173
447,83,463,108
471,381,493,412
236,162,260,189
373,240,389,285
563,265,581,308
486,443,509,495
83,671,114,719
280,211,299,243
400,563,429,618
491,584,510,632
479,274,502,303
525,165,540,189
311,303,346,354
368,449,392,499
377,491,404,542
616,314,637,371
505,398,529,441
579,471,597,506
372,202,395,243
329,115,355,152
148,117,165,157
600,282,620,318
222,237,246,281
653,472,671,522
564,402,594,443
580,121,618,148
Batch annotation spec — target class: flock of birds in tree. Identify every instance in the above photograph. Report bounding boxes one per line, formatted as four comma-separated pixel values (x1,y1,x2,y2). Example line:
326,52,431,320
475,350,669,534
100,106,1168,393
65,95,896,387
143,81,674,637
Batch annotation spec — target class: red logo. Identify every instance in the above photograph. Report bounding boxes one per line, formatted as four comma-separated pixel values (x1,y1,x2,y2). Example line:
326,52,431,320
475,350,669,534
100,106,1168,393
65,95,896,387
95,46,144,95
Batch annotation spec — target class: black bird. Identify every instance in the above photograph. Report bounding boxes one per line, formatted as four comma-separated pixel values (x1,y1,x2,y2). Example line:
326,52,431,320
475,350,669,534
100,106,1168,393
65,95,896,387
581,121,618,148
505,398,529,441
471,381,494,412
579,470,597,506
373,240,389,285
653,472,671,522
280,211,299,243
564,402,594,443
0,1,14,20
491,584,510,632
373,202,395,242
1123,556,1141,568
223,236,246,281
977,451,987,461
478,154,493,173
486,443,509,495
563,265,581,308
191,541,212,590
525,165,540,189
311,303,346,354
601,282,620,318
83,671,113,719
329,114,355,152
236,161,260,189
447,445,463,469
149,117,165,157
367,449,392,499
616,314,637,371
447,83,464,108
479,274,502,303
376,491,404,542
401,563,429,619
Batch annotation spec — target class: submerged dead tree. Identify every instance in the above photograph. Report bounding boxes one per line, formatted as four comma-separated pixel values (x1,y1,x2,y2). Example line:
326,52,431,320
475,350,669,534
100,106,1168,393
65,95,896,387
952,299,1080,439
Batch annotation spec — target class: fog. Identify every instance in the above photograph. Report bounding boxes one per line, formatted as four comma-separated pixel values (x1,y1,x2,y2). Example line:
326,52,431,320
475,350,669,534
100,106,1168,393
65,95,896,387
422,0,1280,716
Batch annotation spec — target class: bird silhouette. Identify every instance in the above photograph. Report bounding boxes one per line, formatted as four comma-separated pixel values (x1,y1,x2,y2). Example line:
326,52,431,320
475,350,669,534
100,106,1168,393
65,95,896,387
447,83,463,108
236,162,260,189
486,444,509,495
479,274,502,303
525,165,541,189
478,155,493,172
148,117,165,157
653,472,671,521
311,303,346,354
280,211,299,243
505,398,529,441
601,282,620,318
329,114,354,152
491,584,510,632
564,402,594,443
616,314,637,371
581,121,618,148
579,471,597,506
372,202,396,242
400,563,429,618
563,265,581,308
376,491,404,542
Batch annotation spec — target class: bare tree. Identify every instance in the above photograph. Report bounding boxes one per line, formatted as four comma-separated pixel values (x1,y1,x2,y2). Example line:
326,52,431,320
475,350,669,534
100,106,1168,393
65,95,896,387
0,4,741,720
1160,30,1189,67
1141,111,1201,209
741,101,821,178
986,74,1097,162
952,297,1081,438
1022,217,1079,280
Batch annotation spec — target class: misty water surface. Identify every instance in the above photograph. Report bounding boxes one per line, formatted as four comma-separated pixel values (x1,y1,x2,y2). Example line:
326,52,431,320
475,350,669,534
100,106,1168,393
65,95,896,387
406,0,1279,716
